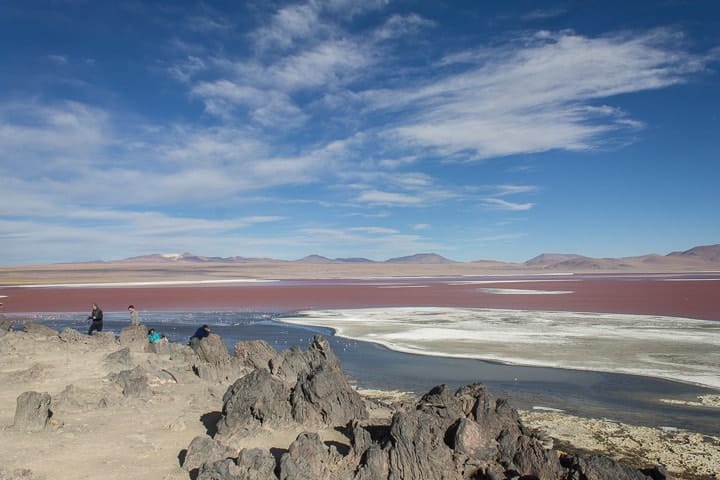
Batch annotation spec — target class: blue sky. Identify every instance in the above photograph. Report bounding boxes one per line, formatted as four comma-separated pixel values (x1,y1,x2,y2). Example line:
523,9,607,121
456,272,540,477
1,0,719,265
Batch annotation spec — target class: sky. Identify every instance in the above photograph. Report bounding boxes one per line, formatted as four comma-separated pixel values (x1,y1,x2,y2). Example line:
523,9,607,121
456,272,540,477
1,0,719,265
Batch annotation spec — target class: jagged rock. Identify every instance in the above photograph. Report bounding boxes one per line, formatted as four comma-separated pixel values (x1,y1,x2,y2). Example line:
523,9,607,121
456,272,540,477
105,347,132,367
270,336,341,385
386,409,462,480
200,449,277,480
22,323,59,337
452,417,497,462
234,339,276,370
290,359,368,426
354,445,388,480
14,391,52,431
512,435,564,479
563,454,657,480
215,335,367,444
183,435,237,472
109,366,151,397
279,432,345,480
191,333,231,364
119,325,148,352
216,368,293,439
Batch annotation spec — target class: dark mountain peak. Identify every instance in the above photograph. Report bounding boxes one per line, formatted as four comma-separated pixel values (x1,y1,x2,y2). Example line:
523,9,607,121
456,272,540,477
667,244,720,262
385,253,455,264
295,254,335,263
525,253,588,266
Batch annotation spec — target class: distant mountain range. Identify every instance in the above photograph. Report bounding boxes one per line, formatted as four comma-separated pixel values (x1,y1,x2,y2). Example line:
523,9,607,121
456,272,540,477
117,244,720,269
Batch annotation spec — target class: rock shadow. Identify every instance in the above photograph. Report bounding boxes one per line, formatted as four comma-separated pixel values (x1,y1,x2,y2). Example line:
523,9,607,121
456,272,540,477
200,411,222,437
269,447,288,477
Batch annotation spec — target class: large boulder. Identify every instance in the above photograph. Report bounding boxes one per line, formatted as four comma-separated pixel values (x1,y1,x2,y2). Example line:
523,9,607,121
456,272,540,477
197,449,277,480
234,339,276,370
215,368,293,440
215,335,367,445
119,325,148,352
563,454,661,480
109,366,151,398
14,391,52,431
279,432,345,480
182,435,237,473
191,333,231,364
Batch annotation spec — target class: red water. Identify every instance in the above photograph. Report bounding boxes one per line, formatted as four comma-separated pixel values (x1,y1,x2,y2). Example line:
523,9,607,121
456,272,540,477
2,274,719,320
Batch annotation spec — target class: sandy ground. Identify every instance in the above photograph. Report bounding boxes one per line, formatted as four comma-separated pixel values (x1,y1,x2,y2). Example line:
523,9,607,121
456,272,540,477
1,329,719,480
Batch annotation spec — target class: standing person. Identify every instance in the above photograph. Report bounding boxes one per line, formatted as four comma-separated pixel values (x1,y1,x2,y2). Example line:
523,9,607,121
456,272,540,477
128,305,140,326
87,303,103,335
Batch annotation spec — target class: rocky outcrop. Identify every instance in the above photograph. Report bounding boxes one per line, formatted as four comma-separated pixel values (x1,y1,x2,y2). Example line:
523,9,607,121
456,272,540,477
108,366,151,398
187,336,669,480
22,323,59,337
234,339,276,370
59,328,117,346
182,435,238,473
119,325,148,352
13,391,52,432
215,335,367,445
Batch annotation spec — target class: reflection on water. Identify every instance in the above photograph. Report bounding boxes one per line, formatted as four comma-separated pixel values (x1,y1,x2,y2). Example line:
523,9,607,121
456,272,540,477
10,310,720,436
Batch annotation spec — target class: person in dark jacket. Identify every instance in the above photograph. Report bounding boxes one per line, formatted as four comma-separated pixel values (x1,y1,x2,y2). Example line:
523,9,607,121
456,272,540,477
87,303,103,335
189,324,210,347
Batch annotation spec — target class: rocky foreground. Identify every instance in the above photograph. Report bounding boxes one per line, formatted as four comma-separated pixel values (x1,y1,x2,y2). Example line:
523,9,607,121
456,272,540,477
0,317,718,480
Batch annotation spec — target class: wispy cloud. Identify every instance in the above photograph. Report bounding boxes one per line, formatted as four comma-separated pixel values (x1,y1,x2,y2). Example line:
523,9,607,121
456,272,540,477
481,198,535,211
367,29,708,159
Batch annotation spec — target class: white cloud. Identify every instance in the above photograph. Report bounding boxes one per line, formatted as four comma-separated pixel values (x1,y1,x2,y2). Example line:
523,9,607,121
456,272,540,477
48,54,68,64
481,198,535,211
366,29,708,159
355,190,424,206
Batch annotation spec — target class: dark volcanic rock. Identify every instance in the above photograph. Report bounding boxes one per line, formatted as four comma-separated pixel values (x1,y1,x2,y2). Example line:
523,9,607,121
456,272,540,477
183,435,237,472
191,333,231,364
216,368,293,439
279,432,345,480
216,335,367,444
197,449,278,480
14,391,52,431
109,366,151,397
386,409,462,480
188,339,668,480
234,339,276,370
563,454,658,480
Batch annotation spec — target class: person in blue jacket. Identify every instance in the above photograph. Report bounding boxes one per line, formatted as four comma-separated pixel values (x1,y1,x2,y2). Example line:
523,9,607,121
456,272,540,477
147,328,161,344
189,324,210,347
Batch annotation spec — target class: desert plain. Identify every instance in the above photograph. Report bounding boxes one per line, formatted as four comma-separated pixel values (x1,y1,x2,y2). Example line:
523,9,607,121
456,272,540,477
1,258,719,479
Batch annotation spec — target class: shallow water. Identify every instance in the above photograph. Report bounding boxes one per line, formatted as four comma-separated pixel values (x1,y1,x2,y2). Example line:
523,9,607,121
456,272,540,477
13,310,720,436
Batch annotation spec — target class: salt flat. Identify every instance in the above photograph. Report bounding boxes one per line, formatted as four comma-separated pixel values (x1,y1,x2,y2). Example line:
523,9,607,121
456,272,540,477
280,307,720,390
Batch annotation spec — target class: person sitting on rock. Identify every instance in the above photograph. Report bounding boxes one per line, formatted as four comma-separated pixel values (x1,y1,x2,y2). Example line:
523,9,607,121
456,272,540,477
189,324,210,347
158,334,168,344
147,328,161,344
87,303,103,335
